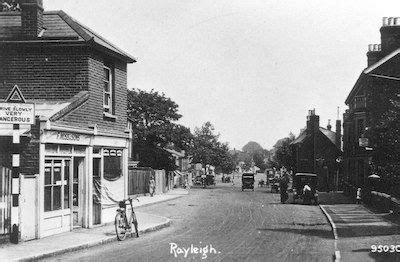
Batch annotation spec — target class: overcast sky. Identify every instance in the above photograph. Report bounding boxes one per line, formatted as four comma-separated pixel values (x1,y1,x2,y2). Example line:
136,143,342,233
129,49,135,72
46,0,400,150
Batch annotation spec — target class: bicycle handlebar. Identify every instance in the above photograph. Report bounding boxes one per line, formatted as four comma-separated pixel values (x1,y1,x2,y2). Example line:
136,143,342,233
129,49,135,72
127,197,140,202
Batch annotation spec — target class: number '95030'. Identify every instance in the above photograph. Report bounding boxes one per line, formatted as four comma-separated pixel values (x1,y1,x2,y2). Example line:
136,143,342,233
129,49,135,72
371,245,400,253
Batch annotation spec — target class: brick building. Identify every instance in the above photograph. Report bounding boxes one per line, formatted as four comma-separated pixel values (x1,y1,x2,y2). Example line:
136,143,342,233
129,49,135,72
0,0,135,240
291,110,342,191
343,17,400,190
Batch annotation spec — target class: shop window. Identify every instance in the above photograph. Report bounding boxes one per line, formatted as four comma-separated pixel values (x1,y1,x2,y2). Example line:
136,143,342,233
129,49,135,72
103,149,123,181
93,147,101,155
45,144,58,154
59,145,72,154
44,159,70,212
74,146,86,154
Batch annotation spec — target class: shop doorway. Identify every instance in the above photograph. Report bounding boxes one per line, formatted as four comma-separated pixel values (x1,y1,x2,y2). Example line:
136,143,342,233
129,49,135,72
73,157,85,228
92,158,101,225
20,175,38,241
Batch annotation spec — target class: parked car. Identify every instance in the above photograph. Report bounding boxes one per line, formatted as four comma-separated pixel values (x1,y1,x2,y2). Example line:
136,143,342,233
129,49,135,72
242,173,255,191
292,173,318,205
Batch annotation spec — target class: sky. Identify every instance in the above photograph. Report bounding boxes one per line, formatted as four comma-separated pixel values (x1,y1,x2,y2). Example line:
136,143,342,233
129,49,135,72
46,0,400,150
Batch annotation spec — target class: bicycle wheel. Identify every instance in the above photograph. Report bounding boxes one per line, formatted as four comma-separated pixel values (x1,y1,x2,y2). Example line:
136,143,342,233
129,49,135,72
115,212,127,241
131,212,139,238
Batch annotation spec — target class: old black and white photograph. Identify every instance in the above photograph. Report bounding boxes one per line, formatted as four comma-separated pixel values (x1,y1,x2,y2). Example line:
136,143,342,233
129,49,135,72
1,0,400,261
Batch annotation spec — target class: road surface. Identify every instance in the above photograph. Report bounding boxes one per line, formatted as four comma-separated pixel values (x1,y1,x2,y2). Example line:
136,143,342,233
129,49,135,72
44,179,335,262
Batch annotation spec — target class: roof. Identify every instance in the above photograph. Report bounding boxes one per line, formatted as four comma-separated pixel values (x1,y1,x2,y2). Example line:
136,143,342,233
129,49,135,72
28,91,89,121
345,48,400,104
295,173,317,177
319,127,336,145
291,127,337,147
291,130,308,144
164,148,185,158
0,11,136,63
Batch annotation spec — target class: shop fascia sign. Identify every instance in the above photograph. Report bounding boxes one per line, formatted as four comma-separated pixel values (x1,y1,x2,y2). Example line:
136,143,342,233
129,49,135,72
0,85,35,125
43,130,92,145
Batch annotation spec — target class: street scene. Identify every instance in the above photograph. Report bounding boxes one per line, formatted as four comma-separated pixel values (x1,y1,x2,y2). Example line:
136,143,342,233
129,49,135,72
1,0,400,261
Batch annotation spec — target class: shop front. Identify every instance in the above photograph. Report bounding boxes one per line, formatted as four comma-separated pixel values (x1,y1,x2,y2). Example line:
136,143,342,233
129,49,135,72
36,127,129,238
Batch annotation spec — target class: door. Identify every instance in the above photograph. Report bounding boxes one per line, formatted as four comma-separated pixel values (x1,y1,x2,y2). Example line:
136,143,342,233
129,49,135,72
20,175,37,241
73,157,84,228
92,158,101,225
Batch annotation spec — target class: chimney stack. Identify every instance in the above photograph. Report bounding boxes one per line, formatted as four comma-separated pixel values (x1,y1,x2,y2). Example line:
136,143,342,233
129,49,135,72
380,16,400,55
306,109,319,132
367,44,382,66
327,119,332,131
20,0,44,39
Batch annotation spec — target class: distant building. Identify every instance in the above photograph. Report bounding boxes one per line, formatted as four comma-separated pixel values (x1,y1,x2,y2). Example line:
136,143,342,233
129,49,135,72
291,110,342,191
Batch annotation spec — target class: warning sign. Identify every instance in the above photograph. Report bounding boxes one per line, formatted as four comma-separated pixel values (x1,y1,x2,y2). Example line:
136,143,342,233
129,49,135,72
0,103,35,125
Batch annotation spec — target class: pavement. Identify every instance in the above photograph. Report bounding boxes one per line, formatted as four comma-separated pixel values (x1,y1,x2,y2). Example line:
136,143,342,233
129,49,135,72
320,192,400,262
0,188,188,262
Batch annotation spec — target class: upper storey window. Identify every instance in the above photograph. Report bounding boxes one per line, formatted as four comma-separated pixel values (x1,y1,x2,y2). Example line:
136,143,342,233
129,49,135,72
103,65,114,115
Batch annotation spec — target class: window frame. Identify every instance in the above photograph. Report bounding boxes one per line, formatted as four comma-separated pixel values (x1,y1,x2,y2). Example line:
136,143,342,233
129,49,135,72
103,65,114,115
44,159,71,212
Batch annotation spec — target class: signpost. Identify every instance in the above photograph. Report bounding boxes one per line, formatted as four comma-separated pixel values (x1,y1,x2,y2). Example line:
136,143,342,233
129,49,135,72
3,85,35,244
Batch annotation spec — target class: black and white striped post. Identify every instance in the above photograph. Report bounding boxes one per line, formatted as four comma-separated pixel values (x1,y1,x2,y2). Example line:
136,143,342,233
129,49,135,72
11,123,20,244
1,85,35,244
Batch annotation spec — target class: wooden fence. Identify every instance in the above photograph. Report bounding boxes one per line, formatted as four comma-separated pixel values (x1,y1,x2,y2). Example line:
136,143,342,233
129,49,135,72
127,168,152,195
0,167,11,238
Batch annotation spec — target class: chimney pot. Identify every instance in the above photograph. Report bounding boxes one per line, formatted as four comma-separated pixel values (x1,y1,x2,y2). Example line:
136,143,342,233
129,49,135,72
383,17,389,26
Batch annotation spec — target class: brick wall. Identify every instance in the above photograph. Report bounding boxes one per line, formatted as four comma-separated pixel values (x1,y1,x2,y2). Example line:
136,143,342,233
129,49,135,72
57,50,128,134
0,44,89,100
0,119,40,174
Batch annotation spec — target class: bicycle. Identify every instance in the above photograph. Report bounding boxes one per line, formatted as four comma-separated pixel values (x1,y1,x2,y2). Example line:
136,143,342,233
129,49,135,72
115,197,139,241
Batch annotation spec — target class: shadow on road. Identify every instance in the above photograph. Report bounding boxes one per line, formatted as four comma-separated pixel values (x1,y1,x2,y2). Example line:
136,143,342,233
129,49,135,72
256,227,332,239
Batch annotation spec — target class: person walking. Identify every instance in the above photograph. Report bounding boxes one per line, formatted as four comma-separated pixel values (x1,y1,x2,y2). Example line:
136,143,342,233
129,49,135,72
356,188,362,204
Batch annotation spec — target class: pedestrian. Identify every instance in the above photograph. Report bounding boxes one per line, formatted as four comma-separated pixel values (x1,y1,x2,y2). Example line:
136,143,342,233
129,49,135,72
356,188,362,204
149,176,155,197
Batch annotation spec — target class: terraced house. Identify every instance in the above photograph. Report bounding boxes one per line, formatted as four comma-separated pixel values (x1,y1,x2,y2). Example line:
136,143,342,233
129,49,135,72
0,0,135,241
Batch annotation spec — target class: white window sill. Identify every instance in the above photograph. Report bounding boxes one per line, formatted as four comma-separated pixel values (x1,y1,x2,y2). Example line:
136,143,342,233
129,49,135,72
103,112,117,120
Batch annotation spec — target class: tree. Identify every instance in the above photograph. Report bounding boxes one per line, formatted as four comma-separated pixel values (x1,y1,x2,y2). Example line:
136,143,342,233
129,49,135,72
242,141,268,171
367,82,400,197
127,88,182,146
268,133,296,170
190,122,235,174
127,89,193,170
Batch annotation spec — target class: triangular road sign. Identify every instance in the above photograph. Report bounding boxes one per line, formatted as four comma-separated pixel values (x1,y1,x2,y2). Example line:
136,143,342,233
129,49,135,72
6,85,26,103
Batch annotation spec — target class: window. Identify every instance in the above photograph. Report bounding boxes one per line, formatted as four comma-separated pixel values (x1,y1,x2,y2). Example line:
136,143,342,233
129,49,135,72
44,159,70,212
103,149,123,181
357,118,365,138
103,66,114,114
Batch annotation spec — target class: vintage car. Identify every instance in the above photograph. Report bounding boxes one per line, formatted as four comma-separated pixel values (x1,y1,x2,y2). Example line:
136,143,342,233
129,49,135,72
242,173,255,191
292,173,318,205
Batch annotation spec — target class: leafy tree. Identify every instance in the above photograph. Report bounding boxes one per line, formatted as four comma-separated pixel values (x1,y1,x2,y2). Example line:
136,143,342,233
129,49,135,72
242,141,264,155
190,122,235,174
127,89,193,170
242,141,268,171
367,81,400,197
268,133,296,170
